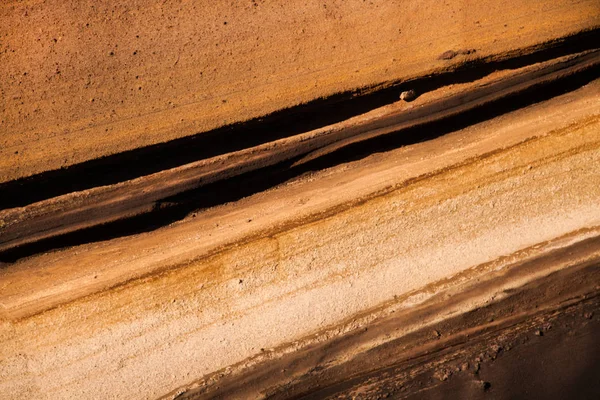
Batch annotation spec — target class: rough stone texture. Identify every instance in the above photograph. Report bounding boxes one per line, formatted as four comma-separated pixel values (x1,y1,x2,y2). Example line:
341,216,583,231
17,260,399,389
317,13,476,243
1,80,599,399
1,0,598,181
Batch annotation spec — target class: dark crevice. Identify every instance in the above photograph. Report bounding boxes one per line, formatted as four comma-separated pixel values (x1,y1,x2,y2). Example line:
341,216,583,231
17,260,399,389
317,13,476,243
1,28,599,210
298,62,600,173
1,61,598,263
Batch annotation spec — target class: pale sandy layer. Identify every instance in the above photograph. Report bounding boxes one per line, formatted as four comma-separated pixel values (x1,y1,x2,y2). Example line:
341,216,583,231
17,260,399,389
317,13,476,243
0,81,598,399
1,0,599,181
168,231,600,399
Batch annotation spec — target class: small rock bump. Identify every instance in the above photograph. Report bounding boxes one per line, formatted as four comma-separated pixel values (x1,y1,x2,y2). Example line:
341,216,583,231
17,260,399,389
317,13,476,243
400,89,416,102
474,380,492,391
439,50,457,60
433,369,452,381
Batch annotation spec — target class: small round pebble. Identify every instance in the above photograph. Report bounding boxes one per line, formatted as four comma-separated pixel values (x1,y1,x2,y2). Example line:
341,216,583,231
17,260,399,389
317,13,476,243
400,89,416,102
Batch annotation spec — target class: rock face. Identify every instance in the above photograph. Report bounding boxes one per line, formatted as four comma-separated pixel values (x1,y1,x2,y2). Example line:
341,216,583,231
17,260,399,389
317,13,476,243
0,1,599,399
1,0,598,182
